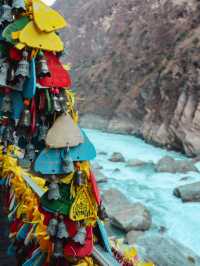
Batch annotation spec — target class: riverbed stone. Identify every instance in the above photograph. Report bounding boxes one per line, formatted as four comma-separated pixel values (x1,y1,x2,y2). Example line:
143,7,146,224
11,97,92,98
125,230,145,245
155,156,198,173
173,181,200,202
102,188,151,232
92,169,108,183
136,234,200,266
109,152,125,162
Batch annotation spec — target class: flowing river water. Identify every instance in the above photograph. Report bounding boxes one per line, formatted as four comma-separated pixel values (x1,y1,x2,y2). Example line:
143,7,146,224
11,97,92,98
85,128,200,255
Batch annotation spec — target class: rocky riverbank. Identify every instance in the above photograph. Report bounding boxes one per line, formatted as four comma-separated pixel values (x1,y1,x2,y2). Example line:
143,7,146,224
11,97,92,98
54,0,200,156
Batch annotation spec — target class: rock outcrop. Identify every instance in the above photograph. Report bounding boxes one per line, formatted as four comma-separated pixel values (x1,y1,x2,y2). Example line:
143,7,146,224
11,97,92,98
136,234,200,266
55,0,200,156
155,156,199,173
174,181,200,202
102,188,152,232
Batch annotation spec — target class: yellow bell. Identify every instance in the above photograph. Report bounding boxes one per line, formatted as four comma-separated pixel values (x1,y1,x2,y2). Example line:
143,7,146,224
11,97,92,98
19,21,64,51
32,0,67,32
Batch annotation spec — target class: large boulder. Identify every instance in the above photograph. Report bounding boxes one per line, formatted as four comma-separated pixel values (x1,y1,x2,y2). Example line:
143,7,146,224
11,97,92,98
136,234,200,266
125,230,145,245
155,156,198,173
109,152,125,163
102,189,151,232
173,182,200,202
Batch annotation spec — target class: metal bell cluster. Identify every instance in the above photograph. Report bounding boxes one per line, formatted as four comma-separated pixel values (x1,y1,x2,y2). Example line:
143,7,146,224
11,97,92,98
47,215,69,258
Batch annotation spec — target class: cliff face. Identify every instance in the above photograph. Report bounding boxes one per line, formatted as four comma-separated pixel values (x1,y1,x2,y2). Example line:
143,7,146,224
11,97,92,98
55,0,200,156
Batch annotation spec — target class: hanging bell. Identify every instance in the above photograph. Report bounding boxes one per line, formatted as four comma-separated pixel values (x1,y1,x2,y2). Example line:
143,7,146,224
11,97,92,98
19,107,31,128
36,53,51,77
75,170,86,186
57,216,69,239
52,94,62,112
58,93,67,113
15,50,29,79
12,0,26,13
2,125,14,145
48,175,61,201
38,123,48,142
0,61,10,87
0,94,12,115
25,143,35,162
47,217,58,237
53,239,64,258
7,65,16,86
0,2,13,24
61,149,74,174
73,226,87,245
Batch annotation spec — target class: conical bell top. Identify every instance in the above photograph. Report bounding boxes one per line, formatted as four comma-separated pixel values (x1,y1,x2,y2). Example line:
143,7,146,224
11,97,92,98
15,50,29,78
45,113,83,148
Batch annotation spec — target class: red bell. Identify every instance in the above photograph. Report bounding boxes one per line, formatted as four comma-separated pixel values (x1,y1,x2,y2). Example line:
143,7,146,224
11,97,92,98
38,52,72,88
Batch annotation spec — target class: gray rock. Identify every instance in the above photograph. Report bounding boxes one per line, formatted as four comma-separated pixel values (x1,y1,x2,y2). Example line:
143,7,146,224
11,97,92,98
92,161,103,170
125,230,145,245
173,181,200,202
92,169,108,183
156,156,198,173
109,152,125,163
136,234,200,266
102,189,151,232
126,159,147,167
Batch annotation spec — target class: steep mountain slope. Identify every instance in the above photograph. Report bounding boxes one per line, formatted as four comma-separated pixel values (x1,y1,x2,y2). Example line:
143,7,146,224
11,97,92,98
55,0,200,156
